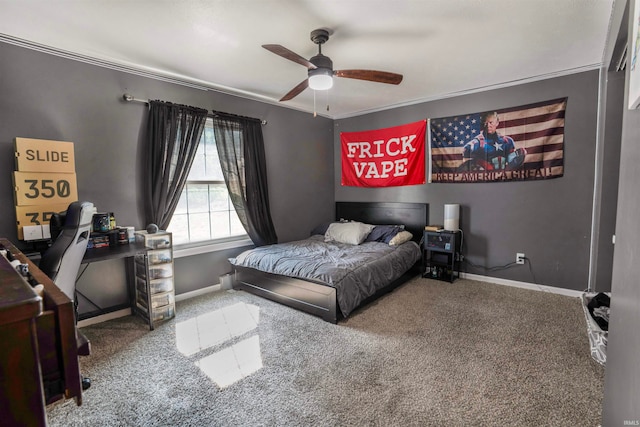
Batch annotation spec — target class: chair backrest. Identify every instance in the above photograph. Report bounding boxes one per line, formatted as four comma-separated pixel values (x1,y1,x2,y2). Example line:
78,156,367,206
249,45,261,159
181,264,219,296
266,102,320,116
39,201,95,301
49,210,67,242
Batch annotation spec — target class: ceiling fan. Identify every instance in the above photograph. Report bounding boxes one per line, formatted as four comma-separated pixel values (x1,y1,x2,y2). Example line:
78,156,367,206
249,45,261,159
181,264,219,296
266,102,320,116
263,28,403,102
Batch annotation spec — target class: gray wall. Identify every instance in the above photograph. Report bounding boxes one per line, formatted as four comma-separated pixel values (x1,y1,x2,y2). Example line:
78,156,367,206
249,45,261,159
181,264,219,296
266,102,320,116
0,41,334,299
336,70,616,292
603,0,640,424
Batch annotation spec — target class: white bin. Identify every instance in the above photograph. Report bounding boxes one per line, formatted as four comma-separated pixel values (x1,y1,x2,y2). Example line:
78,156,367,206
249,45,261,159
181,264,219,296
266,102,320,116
220,273,234,290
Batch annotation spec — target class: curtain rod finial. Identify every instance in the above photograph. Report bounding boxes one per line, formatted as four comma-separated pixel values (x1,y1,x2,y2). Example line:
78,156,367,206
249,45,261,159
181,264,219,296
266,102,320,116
123,93,134,102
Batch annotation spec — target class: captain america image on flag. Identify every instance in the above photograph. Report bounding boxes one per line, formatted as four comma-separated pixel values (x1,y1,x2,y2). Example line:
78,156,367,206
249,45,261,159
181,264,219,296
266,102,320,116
429,98,566,183
460,111,527,171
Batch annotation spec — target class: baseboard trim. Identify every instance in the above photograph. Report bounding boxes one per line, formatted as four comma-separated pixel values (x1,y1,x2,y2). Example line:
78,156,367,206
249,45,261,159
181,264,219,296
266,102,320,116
78,308,131,328
77,285,222,327
175,284,221,302
460,272,583,298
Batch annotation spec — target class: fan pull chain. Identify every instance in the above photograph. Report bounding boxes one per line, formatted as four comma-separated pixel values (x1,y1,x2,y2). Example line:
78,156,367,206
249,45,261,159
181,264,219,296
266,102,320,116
313,90,317,117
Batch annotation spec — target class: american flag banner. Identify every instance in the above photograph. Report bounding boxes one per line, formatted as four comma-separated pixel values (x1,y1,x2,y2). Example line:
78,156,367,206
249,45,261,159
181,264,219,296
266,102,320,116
429,98,567,183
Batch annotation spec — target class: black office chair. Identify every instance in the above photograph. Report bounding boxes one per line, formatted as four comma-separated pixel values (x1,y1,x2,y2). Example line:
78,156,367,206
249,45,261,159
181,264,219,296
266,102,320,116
39,201,95,391
39,201,95,306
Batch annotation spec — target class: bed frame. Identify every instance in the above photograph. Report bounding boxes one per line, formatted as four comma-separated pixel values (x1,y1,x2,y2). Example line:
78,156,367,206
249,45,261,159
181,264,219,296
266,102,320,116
232,202,428,323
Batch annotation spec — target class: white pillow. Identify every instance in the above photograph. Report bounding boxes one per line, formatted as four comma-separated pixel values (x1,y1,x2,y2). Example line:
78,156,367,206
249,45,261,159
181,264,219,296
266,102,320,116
388,230,413,246
324,222,375,245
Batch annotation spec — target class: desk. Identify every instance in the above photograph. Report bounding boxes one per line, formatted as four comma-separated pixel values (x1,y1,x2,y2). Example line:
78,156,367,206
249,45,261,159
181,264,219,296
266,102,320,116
77,242,145,320
82,242,143,263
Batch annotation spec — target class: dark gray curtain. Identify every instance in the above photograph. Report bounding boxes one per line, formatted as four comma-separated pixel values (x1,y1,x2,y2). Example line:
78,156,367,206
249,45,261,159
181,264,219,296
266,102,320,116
212,112,278,246
145,100,208,230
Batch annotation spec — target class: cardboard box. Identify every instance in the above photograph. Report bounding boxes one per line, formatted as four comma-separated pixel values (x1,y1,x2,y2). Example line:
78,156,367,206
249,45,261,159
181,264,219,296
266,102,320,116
15,203,69,240
13,171,78,206
14,137,75,173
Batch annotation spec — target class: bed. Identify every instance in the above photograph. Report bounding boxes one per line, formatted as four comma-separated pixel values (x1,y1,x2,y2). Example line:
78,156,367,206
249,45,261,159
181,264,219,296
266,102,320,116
230,202,428,323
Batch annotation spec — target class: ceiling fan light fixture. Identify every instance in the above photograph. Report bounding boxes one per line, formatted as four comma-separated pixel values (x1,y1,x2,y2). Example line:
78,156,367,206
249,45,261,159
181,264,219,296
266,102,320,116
308,69,333,90
264,28,403,102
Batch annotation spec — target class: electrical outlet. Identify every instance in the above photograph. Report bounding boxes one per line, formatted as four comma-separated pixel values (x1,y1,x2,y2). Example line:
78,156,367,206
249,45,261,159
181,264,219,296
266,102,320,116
516,253,525,265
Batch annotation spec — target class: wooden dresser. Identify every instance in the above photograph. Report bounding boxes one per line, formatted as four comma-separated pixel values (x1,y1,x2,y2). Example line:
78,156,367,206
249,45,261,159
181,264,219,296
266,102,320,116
0,237,86,426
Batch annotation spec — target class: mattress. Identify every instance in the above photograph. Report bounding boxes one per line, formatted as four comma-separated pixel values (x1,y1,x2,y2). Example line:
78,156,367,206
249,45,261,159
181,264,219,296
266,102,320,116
229,235,421,317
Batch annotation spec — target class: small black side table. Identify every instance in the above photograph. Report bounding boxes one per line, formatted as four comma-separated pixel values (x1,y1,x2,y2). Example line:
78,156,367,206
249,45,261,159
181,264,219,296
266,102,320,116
422,230,461,282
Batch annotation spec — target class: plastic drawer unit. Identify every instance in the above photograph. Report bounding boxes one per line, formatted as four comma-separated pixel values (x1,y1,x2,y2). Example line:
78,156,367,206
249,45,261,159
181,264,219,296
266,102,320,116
133,231,175,330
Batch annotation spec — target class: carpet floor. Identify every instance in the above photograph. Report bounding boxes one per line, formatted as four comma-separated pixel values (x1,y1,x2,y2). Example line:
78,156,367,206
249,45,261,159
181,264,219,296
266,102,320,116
46,277,604,426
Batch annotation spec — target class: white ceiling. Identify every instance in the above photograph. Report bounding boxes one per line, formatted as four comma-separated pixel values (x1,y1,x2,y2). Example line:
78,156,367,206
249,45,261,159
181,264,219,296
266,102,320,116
0,0,616,119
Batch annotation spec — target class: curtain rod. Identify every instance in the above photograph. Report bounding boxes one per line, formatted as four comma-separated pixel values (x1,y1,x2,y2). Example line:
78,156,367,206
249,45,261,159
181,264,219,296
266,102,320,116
122,93,267,125
122,93,149,104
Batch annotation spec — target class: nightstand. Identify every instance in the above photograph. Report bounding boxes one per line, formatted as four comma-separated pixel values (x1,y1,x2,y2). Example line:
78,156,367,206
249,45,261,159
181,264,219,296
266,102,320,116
422,230,461,282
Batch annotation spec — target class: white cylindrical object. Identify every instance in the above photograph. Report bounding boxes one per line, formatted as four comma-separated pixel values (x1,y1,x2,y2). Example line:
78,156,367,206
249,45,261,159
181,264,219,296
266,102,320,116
126,226,135,243
220,273,234,290
444,204,460,231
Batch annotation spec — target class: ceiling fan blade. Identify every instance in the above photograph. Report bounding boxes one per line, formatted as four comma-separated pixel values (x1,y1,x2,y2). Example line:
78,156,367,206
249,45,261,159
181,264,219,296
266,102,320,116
262,44,317,69
334,69,403,85
280,79,309,101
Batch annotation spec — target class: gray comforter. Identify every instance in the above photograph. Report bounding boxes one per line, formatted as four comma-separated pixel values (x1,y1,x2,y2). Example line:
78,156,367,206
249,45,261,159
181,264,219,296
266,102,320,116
228,235,421,317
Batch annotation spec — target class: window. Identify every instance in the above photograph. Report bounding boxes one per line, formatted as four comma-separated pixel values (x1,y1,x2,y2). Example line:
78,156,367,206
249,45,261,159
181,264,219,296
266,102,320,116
167,117,246,245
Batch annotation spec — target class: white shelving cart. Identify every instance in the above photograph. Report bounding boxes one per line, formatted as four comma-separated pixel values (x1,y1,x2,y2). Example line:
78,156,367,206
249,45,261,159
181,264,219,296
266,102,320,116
133,231,175,330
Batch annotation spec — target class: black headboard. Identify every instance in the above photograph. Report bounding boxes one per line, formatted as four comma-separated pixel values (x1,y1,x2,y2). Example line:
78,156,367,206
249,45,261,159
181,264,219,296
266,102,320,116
335,202,428,243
